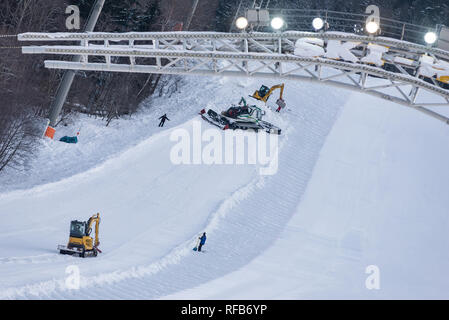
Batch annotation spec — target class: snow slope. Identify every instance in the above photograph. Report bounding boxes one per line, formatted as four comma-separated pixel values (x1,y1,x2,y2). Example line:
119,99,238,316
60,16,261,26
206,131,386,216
0,76,348,299
1,72,448,299
165,92,449,299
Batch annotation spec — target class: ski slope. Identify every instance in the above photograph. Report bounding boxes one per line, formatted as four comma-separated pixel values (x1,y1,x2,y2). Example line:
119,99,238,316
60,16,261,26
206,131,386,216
165,92,449,299
1,74,449,299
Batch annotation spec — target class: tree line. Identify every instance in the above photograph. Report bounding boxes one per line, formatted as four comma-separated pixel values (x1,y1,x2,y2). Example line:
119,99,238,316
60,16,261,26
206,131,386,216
0,0,219,175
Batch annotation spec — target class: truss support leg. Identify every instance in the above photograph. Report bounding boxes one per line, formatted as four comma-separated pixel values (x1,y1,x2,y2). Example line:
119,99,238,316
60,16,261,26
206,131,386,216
44,0,105,139
409,87,420,104
360,72,367,88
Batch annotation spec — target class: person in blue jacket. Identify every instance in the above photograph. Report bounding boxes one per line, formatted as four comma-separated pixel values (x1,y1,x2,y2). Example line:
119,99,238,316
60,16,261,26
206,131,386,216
198,232,207,252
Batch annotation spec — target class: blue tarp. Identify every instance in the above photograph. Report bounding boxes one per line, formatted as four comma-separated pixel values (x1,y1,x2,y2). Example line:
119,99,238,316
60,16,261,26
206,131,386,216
59,136,78,144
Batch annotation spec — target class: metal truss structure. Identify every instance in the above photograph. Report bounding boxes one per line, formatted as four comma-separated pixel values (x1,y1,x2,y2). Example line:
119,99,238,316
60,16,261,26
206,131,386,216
19,31,449,124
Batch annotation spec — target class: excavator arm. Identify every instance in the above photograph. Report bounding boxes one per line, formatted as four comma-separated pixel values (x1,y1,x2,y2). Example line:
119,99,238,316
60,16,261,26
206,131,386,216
86,213,100,247
267,84,284,101
251,83,285,103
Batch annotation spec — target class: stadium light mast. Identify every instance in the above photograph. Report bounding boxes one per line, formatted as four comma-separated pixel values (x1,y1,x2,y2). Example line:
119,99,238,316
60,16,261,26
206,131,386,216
185,0,200,30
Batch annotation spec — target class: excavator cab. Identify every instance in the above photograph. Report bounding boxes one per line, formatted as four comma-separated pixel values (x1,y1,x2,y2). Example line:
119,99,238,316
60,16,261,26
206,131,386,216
58,213,101,258
257,85,271,100
70,221,86,238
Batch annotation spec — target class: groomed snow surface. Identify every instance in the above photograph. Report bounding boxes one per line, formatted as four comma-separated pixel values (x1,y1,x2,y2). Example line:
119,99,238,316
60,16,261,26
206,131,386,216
1,75,448,299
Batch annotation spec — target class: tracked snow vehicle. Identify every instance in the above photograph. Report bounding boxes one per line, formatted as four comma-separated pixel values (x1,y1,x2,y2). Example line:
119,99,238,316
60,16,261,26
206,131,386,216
200,98,281,134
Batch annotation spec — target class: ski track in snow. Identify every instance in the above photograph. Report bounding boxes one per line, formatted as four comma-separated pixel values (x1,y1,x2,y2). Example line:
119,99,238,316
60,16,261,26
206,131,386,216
0,76,349,299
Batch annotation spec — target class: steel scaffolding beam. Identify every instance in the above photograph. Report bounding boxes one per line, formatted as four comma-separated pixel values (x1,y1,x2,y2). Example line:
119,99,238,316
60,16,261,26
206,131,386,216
19,31,449,125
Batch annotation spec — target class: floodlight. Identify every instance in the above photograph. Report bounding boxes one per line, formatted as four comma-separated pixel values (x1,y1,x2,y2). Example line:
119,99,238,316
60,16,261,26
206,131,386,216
271,17,284,30
236,17,248,30
424,32,437,45
366,21,379,34
312,17,324,31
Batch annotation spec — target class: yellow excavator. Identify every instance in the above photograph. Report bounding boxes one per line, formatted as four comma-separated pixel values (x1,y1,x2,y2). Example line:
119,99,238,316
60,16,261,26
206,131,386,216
58,213,101,258
251,83,286,112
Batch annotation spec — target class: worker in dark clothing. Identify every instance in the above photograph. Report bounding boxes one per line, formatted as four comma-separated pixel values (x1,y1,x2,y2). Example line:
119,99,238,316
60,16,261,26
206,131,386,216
198,232,207,252
158,114,170,127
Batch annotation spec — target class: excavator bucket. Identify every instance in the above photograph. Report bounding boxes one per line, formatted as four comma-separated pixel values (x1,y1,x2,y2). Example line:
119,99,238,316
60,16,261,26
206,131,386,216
276,98,286,109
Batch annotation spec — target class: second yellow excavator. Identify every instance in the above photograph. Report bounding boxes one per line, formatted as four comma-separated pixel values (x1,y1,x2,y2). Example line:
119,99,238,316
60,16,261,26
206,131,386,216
58,213,101,258
251,83,286,112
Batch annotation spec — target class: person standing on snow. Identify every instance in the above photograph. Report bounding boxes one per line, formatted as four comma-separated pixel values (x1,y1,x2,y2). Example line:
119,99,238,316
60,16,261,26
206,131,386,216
198,232,207,252
158,114,170,127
